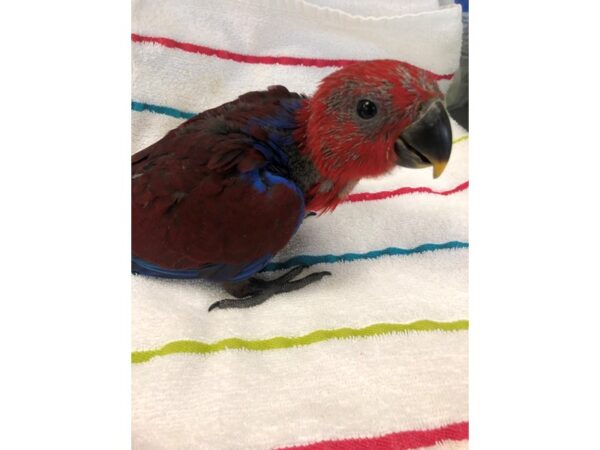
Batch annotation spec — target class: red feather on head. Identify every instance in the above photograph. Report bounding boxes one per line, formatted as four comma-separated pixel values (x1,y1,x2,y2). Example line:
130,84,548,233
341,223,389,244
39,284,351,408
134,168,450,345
295,60,444,212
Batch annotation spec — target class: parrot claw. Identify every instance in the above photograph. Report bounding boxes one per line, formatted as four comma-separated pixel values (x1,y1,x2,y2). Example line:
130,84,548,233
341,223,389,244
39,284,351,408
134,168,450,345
209,266,331,311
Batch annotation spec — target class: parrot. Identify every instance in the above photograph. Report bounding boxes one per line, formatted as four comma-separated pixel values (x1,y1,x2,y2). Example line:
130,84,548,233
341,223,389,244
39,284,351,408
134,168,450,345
132,60,453,311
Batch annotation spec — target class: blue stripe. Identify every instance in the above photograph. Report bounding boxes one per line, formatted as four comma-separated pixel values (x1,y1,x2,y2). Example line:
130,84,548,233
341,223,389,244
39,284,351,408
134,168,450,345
262,241,468,272
131,101,195,120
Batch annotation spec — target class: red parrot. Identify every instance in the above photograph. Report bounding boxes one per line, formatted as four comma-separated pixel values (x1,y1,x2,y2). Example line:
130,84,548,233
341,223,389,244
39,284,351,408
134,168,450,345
132,60,452,311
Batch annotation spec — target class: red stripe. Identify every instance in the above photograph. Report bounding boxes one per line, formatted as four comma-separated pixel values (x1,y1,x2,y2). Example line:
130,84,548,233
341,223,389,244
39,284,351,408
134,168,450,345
345,181,469,203
277,421,468,450
131,33,454,81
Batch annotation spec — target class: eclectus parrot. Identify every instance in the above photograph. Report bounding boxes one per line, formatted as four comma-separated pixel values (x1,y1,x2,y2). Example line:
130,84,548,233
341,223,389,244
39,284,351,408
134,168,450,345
132,60,453,311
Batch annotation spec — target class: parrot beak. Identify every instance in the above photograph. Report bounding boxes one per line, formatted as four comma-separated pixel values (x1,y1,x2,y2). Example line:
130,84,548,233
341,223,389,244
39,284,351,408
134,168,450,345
394,100,453,179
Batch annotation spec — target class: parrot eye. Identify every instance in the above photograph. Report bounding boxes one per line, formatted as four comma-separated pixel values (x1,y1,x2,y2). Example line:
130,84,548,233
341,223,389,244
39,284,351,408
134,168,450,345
357,99,378,119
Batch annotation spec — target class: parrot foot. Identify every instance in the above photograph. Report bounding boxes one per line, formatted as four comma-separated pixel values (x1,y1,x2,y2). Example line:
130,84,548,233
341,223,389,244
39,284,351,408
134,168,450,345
208,266,331,312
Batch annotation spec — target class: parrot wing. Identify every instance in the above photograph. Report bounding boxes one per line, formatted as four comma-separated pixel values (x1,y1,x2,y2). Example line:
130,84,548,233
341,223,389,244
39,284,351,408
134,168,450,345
132,87,306,282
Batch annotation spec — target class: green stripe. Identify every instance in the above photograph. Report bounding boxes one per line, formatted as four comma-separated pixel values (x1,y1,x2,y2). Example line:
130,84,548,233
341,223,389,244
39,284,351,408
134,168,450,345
132,320,468,363
453,135,468,144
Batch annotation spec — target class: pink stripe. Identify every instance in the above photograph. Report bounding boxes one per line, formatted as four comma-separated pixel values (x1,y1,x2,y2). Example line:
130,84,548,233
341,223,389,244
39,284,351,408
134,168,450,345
345,181,469,203
277,421,468,450
131,33,454,80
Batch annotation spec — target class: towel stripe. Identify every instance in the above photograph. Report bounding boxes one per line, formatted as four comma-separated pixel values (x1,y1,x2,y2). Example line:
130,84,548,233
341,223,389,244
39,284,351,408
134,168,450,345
132,100,195,120
277,421,468,450
262,241,468,272
451,134,469,145
132,33,454,80
132,320,468,363
345,180,468,203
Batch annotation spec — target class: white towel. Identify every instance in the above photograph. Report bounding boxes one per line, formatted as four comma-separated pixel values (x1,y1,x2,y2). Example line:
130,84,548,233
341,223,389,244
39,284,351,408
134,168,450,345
132,1,467,448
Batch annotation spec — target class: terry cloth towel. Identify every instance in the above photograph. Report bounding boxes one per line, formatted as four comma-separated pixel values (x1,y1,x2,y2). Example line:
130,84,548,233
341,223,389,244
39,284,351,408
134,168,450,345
132,0,468,449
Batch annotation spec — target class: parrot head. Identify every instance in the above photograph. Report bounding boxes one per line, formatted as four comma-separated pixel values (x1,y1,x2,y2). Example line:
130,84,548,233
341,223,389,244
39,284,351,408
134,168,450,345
297,60,453,210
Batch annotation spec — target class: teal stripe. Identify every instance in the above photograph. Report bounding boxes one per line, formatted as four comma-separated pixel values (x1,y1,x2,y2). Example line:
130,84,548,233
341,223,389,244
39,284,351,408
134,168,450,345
131,101,195,119
262,241,468,272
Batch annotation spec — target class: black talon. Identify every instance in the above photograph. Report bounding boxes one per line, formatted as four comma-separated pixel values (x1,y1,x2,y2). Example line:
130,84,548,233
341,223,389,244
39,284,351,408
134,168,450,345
282,270,331,292
272,264,307,284
209,266,331,311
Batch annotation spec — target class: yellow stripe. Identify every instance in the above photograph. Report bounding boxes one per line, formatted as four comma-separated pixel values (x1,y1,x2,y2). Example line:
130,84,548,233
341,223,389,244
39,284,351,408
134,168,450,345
453,135,468,145
132,320,469,363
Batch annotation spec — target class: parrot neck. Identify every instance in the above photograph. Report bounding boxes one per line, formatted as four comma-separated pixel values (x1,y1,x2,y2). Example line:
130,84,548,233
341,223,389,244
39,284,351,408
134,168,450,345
292,102,358,213
304,178,358,213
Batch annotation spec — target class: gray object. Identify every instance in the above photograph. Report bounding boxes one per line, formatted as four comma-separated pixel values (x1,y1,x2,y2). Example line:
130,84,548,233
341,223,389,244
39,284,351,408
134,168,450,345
446,11,469,129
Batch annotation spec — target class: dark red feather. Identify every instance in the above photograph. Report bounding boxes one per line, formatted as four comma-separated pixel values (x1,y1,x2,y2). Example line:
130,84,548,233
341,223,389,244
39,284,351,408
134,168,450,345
132,87,306,273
